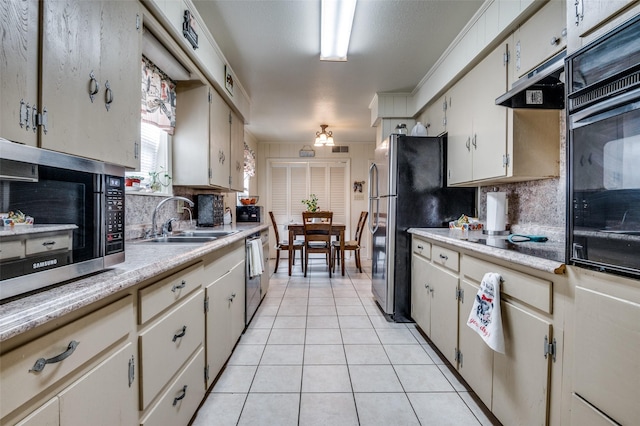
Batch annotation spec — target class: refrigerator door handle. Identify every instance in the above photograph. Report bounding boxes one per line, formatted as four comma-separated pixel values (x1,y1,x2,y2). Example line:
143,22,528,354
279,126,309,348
368,163,379,234
368,198,379,234
368,163,378,198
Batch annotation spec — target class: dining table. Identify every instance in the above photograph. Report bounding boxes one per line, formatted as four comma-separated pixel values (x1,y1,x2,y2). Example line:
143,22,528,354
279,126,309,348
285,223,346,276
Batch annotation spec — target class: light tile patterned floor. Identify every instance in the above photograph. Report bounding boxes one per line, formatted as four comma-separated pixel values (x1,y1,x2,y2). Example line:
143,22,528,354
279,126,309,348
192,258,500,426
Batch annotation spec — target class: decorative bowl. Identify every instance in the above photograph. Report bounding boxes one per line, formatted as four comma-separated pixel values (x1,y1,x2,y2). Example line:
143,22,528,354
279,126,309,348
239,196,259,205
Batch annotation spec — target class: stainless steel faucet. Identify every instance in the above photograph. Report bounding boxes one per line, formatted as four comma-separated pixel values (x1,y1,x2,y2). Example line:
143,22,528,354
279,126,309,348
151,196,195,237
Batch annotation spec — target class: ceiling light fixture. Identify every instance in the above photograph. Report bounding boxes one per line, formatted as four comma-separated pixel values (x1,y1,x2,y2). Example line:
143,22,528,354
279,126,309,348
320,0,357,61
314,124,335,146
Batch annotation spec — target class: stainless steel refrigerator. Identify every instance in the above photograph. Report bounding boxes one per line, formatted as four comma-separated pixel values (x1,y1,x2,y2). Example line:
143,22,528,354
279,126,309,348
368,134,476,322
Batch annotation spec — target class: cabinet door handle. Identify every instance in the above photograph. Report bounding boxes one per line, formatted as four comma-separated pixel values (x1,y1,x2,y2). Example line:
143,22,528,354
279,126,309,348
30,340,80,373
104,80,113,111
172,326,187,342
465,137,471,151
19,99,27,128
228,292,237,302
172,385,188,406
31,104,38,133
472,134,477,149
424,284,430,290
171,280,187,292
88,71,100,102
439,254,448,261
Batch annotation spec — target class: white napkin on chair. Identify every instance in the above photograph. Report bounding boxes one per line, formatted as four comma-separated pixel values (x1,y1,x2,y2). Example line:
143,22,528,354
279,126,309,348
467,272,505,353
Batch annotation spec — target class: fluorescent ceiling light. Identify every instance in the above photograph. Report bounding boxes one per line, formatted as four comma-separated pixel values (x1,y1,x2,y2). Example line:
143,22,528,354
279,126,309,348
320,0,357,61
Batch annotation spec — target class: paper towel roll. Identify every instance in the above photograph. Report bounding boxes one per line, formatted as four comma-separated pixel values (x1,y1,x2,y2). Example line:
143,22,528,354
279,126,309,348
486,192,506,232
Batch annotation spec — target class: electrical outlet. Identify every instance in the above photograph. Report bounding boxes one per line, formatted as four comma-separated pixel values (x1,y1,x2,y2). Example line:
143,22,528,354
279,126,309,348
177,200,184,213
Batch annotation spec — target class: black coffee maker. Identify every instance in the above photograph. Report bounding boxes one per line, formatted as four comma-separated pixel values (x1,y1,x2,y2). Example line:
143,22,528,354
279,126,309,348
196,194,224,226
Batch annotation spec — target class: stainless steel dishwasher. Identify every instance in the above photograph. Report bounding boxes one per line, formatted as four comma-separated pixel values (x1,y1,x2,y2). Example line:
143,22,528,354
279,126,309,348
245,229,269,325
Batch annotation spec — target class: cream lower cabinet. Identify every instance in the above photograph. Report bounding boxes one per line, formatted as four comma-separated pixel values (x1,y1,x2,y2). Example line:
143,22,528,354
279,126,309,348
571,269,640,426
411,238,459,366
1,296,136,426
411,234,562,425
204,241,246,387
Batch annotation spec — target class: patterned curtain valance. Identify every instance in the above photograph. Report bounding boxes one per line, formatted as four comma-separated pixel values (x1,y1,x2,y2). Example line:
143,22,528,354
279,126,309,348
244,142,256,177
141,56,177,135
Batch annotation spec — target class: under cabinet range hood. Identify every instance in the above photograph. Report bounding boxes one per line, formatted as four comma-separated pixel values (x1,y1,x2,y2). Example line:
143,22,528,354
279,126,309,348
496,50,566,109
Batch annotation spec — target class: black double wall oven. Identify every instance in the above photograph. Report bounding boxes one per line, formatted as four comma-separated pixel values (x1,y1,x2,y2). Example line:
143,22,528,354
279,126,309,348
567,14,640,278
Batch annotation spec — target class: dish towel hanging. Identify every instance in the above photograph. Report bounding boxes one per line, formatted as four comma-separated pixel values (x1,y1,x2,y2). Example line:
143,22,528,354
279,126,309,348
467,272,505,354
249,239,264,278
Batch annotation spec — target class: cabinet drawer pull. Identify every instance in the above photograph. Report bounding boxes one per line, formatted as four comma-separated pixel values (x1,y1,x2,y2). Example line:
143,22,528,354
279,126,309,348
172,326,187,342
171,280,187,292
88,70,100,102
439,253,448,261
42,241,56,248
30,340,80,373
172,385,188,406
417,244,423,250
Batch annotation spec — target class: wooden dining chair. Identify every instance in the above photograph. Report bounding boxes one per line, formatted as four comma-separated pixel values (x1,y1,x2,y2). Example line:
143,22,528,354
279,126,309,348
302,211,333,277
269,211,304,273
332,211,368,273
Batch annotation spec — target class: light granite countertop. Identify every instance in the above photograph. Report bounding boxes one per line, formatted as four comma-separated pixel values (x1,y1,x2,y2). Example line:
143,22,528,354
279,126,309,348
0,223,268,343
408,228,566,275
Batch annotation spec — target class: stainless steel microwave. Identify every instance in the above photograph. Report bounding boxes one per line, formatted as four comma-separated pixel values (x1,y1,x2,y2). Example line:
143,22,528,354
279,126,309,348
0,139,125,300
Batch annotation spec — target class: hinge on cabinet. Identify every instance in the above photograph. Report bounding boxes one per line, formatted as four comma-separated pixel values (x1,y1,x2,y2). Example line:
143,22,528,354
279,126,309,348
229,176,232,185
442,117,447,127
503,50,510,65
503,154,510,167
128,356,135,387
38,108,48,135
515,40,521,72
228,112,232,124
208,168,212,178
208,91,212,103
455,288,464,302
205,365,210,383
544,335,556,362
204,296,209,313
136,14,141,30
442,100,447,112
454,348,463,366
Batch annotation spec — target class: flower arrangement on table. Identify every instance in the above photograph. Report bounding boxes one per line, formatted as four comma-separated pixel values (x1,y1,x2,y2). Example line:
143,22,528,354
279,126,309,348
301,194,319,212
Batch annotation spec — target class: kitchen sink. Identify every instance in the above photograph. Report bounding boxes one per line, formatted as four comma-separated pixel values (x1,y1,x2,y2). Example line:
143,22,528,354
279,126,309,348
140,236,218,244
175,230,240,238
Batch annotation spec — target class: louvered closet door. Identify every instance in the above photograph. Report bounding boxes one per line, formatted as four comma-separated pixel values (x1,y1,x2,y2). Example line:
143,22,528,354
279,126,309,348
268,161,348,260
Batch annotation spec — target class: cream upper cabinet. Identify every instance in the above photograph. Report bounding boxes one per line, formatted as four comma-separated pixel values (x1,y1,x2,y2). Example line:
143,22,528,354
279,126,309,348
447,42,508,185
229,109,245,192
567,0,639,53
39,0,141,168
421,94,448,137
0,0,39,147
173,84,241,190
448,38,561,186
513,0,567,79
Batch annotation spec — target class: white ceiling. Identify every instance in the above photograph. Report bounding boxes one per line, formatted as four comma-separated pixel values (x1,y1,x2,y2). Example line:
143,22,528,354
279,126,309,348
192,0,484,144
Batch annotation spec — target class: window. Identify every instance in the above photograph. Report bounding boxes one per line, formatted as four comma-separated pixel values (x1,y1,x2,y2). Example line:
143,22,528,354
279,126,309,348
125,122,172,194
